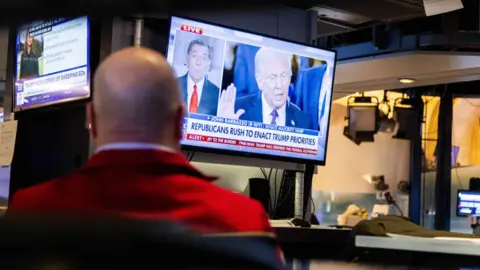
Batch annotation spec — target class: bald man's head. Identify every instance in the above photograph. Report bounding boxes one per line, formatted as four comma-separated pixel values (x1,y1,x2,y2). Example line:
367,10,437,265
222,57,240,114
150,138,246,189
88,47,184,149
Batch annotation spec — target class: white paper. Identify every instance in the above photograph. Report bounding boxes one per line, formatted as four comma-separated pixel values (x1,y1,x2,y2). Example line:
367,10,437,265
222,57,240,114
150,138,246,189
371,204,389,217
423,0,464,17
0,121,18,166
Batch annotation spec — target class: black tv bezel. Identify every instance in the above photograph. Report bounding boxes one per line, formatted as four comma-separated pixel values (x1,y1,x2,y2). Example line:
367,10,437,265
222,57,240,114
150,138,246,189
12,16,92,112
168,14,337,166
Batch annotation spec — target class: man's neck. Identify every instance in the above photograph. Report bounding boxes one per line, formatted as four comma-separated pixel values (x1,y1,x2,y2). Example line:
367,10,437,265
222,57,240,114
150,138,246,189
188,73,204,84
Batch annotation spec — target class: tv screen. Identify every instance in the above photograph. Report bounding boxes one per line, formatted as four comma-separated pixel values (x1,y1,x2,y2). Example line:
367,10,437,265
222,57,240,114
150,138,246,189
167,16,336,164
457,190,480,217
14,16,90,110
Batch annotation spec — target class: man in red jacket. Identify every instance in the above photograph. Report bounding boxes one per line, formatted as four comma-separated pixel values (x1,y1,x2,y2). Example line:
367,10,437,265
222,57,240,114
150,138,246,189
9,47,274,235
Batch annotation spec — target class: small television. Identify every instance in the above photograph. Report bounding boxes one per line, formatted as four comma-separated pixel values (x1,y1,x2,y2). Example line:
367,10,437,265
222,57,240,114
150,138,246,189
14,16,90,111
166,16,337,165
457,190,480,217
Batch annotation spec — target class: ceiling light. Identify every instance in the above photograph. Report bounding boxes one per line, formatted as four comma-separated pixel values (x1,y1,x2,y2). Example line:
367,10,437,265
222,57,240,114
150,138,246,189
398,78,416,84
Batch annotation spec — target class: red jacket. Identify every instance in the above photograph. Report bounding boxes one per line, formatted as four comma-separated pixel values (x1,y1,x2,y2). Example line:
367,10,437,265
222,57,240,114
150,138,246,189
9,149,274,234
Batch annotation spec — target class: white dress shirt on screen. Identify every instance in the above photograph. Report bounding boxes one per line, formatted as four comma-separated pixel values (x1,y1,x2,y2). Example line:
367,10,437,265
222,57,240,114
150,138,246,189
261,93,286,126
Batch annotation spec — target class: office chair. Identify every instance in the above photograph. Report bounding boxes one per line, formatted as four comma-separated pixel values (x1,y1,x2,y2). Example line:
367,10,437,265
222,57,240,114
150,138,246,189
0,213,283,269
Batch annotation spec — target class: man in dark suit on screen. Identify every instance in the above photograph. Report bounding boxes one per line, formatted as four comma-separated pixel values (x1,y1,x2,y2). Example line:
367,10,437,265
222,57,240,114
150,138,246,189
178,39,220,116
218,47,311,129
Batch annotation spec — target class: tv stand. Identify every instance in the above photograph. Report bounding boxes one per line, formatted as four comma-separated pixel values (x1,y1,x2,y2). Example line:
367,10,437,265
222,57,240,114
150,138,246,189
291,164,315,226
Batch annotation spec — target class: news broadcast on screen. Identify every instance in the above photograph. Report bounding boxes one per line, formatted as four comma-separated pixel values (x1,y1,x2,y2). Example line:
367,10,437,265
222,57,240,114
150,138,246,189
167,16,336,163
14,16,90,110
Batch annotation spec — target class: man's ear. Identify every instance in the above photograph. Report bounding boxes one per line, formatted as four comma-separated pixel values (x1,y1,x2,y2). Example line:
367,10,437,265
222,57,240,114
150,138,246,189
175,103,185,141
86,102,97,138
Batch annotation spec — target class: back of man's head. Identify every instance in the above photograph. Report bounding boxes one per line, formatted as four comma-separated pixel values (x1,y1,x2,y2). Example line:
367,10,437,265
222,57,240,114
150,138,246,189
89,47,184,150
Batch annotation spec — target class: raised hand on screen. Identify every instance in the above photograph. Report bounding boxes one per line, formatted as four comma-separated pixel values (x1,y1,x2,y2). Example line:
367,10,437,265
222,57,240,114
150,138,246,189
217,83,245,119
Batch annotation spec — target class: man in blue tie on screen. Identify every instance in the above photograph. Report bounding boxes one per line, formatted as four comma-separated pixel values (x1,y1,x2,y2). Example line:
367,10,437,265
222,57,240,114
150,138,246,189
218,47,311,129
177,39,220,116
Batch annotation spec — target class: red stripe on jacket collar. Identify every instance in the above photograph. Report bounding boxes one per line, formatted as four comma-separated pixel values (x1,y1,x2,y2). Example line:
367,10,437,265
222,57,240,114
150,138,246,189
80,149,218,182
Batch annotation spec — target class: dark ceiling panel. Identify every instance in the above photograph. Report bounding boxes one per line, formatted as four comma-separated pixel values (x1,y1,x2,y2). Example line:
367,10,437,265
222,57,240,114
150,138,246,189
317,21,351,37
316,0,425,22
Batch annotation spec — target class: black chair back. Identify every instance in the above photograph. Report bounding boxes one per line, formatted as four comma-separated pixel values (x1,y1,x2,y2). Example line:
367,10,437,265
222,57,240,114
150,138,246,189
0,214,283,269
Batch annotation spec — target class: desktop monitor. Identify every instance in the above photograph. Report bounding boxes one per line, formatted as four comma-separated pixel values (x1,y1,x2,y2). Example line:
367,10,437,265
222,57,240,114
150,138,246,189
457,190,480,217
166,16,337,165
14,16,90,111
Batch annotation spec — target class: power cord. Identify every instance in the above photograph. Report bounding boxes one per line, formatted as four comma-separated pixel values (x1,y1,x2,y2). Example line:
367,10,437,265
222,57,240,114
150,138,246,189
273,169,279,209
274,171,292,218
385,192,404,216
187,152,195,162
260,168,268,179
259,168,274,218
272,170,289,218
310,193,316,216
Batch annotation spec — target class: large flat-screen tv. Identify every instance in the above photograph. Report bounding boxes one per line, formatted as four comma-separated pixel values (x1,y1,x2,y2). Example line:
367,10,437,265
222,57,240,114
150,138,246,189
167,16,336,165
14,16,90,111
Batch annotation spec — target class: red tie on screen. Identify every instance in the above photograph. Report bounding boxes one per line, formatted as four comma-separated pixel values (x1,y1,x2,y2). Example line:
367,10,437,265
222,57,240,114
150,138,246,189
189,84,198,113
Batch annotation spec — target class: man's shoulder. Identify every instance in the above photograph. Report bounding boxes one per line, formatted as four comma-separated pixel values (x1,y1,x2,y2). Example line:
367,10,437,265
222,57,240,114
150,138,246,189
188,177,257,206
288,102,306,117
236,93,258,107
287,102,312,128
177,74,188,82
187,179,271,232
10,177,67,209
205,79,220,92
202,184,271,232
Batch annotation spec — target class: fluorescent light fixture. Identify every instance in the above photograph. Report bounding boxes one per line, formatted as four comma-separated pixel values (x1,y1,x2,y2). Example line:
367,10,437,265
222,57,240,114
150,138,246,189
398,78,416,84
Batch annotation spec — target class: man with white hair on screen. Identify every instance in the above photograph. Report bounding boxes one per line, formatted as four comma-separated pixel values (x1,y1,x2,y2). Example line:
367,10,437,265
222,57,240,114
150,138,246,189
218,47,311,129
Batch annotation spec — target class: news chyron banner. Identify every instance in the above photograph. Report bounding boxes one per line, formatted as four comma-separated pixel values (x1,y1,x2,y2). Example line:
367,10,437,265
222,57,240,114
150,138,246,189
15,16,90,109
185,115,318,155
168,16,336,162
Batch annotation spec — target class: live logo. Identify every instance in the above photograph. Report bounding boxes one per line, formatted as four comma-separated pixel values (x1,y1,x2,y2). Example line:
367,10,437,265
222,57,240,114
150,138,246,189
180,24,203,34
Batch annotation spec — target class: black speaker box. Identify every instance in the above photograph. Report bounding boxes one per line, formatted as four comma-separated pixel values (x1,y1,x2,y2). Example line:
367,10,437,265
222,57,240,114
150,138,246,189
248,178,270,214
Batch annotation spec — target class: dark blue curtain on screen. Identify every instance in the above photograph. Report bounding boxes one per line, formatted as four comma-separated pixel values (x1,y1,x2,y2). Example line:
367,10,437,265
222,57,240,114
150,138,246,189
293,64,327,131
233,44,260,98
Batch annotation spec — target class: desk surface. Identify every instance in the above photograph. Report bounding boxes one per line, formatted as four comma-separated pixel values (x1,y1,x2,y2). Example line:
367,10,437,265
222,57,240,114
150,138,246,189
356,235,480,256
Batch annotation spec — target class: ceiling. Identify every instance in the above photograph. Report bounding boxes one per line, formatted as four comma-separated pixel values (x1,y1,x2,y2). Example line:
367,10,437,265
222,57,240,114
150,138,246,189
333,52,480,96
312,0,426,36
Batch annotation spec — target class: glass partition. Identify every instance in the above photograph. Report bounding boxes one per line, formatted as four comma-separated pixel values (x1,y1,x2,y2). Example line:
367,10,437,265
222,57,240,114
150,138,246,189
421,97,480,232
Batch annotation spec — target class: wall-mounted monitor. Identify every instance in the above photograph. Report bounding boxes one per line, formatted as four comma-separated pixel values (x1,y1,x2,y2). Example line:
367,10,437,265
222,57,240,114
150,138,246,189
457,190,480,217
167,16,336,165
14,16,90,111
